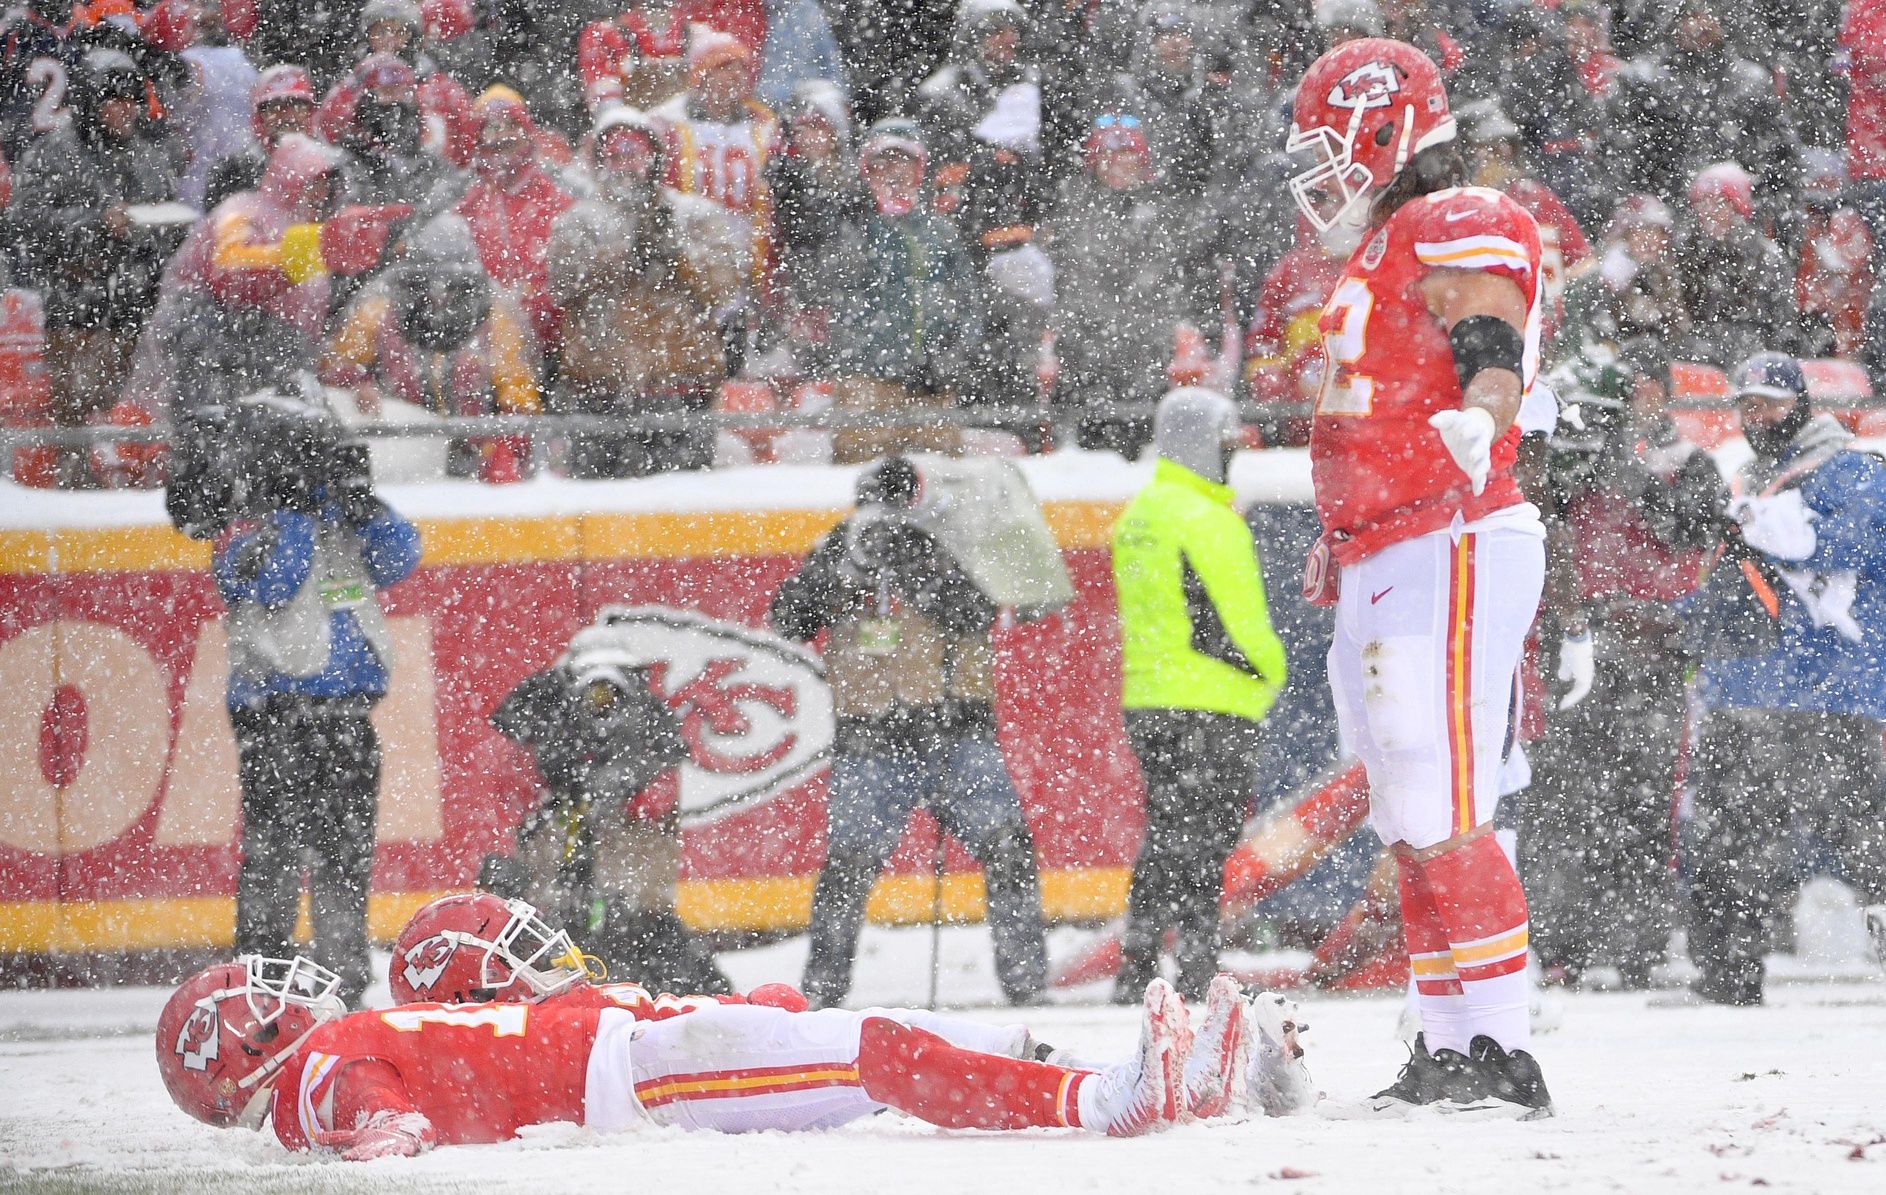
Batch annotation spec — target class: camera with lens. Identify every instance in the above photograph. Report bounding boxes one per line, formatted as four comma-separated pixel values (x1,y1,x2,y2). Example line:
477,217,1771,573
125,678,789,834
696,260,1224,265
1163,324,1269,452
166,390,368,539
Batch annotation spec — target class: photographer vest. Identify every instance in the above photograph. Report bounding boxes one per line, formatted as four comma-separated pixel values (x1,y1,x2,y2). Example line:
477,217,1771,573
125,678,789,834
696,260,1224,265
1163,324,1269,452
228,518,391,682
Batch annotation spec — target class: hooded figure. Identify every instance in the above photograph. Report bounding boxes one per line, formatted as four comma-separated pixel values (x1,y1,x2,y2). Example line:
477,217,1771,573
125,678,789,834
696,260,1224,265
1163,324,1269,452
127,134,346,414
202,63,321,214
12,46,182,458
548,103,747,477
323,214,541,481
1109,384,1286,1000
327,53,454,211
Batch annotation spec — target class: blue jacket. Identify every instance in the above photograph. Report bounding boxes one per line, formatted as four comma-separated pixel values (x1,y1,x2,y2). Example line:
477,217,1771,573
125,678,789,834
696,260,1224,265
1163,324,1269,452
1699,427,1886,718
214,502,421,710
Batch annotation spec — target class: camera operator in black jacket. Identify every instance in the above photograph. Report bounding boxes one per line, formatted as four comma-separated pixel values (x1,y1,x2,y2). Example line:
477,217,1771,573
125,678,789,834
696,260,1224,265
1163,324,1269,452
770,458,1047,1008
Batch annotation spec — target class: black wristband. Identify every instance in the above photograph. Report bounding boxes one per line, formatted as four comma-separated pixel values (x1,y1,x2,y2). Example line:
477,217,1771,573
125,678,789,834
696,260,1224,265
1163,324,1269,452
1448,314,1524,393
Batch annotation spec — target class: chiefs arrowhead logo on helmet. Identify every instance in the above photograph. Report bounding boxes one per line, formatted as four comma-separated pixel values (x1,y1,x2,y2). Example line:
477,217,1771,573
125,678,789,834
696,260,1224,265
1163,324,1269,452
174,1002,221,1072
400,933,456,995
1326,62,1401,111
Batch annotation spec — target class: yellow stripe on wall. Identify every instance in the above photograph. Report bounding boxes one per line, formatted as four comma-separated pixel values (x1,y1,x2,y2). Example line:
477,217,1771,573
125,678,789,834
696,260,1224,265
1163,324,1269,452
0,501,1123,576
0,868,1134,953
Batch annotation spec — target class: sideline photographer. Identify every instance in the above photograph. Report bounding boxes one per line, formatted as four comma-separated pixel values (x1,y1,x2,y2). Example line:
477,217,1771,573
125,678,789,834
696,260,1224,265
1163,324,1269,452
771,457,1048,1008
485,622,729,996
186,391,420,999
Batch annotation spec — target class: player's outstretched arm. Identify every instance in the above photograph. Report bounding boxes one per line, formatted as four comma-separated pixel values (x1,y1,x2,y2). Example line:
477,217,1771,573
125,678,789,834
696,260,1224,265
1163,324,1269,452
1421,268,1528,495
305,1059,437,1160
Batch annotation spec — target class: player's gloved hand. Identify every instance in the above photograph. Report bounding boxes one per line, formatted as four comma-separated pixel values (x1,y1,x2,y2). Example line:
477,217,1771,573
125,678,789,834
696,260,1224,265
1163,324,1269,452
1727,492,1817,562
1427,406,1496,496
1555,629,1595,710
746,982,810,1013
336,1111,436,1161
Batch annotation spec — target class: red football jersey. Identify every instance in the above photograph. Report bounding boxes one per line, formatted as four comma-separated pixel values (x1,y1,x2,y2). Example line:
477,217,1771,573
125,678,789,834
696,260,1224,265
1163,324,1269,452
1310,186,1543,565
554,981,746,1019
272,1002,601,1151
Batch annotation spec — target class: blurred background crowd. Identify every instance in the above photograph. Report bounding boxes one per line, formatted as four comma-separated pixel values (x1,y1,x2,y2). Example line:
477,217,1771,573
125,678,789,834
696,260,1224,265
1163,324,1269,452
2,0,1883,487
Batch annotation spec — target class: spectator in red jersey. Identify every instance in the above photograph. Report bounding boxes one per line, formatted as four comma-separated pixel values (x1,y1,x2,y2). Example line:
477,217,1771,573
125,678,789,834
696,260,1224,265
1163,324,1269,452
1560,0,1619,100
647,24,778,319
1459,102,1592,352
1842,0,1886,380
203,63,319,214
1243,217,1347,448
1790,149,1873,362
317,0,474,166
649,26,778,223
578,3,765,114
453,86,575,350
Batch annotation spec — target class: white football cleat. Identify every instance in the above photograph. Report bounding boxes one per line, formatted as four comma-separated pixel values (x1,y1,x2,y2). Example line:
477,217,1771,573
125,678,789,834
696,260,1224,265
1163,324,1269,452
1088,978,1186,1137
1244,990,1318,1116
1183,974,1250,1120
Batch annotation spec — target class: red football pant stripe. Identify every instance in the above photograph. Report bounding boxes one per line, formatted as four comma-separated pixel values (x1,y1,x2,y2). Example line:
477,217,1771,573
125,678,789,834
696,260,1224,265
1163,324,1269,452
1445,534,1478,837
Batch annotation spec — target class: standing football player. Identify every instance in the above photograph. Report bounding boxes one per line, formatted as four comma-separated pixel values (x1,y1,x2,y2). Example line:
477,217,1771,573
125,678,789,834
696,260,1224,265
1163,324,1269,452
1287,38,1551,1116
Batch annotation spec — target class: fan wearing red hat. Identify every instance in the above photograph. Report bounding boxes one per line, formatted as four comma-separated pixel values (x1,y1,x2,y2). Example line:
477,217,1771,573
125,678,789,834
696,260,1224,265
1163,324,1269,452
315,0,476,167
1674,162,1795,367
200,64,318,213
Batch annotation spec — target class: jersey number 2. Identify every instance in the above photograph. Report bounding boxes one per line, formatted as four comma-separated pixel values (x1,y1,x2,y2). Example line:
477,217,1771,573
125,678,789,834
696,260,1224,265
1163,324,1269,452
1317,278,1375,417
381,1005,529,1038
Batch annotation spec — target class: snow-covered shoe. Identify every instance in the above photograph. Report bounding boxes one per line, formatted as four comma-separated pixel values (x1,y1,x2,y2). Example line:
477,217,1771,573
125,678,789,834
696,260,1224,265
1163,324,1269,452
1183,974,1248,1120
1366,1033,1484,1115
1865,905,1886,971
1244,990,1317,1116
1468,1035,1554,1120
1087,978,1186,1136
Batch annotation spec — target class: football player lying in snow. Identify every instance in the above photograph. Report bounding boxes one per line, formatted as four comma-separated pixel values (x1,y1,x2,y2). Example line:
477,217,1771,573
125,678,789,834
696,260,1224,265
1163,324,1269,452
155,907,1314,1160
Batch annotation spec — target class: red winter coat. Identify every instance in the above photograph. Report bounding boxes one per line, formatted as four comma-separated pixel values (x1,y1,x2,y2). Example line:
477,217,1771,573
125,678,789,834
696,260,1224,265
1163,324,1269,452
1843,0,1886,182
1507,178,1591,347
455,164,575,348
577,3,767,110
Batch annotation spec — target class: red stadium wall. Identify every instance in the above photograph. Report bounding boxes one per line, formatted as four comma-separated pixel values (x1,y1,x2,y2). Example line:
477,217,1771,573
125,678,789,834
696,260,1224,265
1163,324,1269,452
0,496,1148,955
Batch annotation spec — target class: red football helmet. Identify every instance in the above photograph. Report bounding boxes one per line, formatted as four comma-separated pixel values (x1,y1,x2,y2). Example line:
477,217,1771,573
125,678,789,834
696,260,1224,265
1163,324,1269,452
155,956,346,1128
389,892,594,1005
1287,38,1456,232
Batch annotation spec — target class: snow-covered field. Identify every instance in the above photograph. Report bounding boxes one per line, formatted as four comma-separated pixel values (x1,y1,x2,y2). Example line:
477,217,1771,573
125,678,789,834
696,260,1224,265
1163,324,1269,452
3,923,1882,1195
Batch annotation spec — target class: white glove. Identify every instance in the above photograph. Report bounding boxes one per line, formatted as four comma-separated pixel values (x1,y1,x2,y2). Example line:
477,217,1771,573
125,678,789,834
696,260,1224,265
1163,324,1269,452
1727,491,1818,562
334,1111,435,1161
1555,630,1595,710
1428,406,1496,496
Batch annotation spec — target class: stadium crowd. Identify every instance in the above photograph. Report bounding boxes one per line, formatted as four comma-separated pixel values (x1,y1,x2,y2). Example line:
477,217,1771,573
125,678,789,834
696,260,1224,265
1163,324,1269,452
0,0,1881,486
